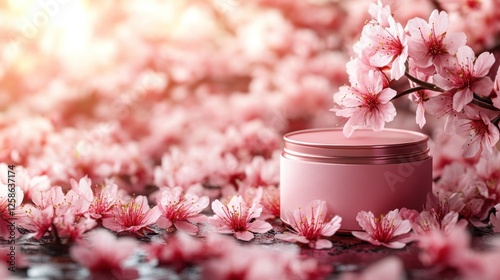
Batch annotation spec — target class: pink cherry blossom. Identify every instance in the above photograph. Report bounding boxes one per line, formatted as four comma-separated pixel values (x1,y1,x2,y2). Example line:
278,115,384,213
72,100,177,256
53,208,97,242
415,224,473,270
433,46,495,112
411,210,468,236
334,70,397,137
243,155,279,188
352,209,412,249
201,233,331,280
345,55,390,89
0,182,23,240
407,67,442,128
260,185,281,220
406,10,467,71
357,2,408,80
102,195,161,236
208,195,272,241
275,200,341,249
433,163,489,221
425,91,465,134
19,205,55,240
424,192,465,222
145,232,224,271
367,0,392,28
456,106,500,157
155,186,209,235
70,229,139,279
475,153,500,207
14,167,51,203
88,181,122,220
19,185,97,242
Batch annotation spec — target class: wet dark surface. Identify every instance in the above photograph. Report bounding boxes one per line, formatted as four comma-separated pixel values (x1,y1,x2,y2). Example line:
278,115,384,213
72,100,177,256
2,221,494,280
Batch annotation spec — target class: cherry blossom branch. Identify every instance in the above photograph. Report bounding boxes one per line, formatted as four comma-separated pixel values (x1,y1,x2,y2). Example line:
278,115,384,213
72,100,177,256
491,114,500,126
393,86,427,99
403,72,499,112
404,71,444,92
472,94,500,112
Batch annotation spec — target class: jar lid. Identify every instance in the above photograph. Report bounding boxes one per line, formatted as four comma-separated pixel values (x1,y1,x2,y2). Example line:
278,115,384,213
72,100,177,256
283,128,430,164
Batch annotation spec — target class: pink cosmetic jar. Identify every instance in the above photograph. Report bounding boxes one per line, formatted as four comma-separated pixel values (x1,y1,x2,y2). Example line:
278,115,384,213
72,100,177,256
280,128,432,232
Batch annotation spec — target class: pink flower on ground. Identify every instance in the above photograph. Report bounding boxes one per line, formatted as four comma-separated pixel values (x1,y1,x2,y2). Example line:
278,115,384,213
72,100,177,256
208,195,272,241
88,181,122,220
53,208,97,243
102,195,161,236
406,10,467,71
70,229,139,279
415,225,473,269
275,200,341,249
145,232,223,272
433,46,495,112
352,209,412,249
412,210,467,235
491,204,500,232
20,185,95,241
201,234,331,280
424,192,465,222
410,193,469,235
456,106,500,158
14,167,50,203
260,185,280,220
0,185,23,240
19,205,54,240
334,70,397,137
155,186,209,235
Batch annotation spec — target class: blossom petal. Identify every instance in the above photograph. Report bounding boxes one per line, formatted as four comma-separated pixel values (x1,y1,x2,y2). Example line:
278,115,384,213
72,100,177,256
356,211,375,235
351,231,371,242
174,221,199,235
211,199,228,218
227,195,245,216
452,88,473,112
383,241,407,249
156,216,173,229
311,239,333,249
471,77,494,96
473,52,495,77
234,231,254,241
275,232,309,244
443,32,467,55
248,219,272,234
321,215,342,236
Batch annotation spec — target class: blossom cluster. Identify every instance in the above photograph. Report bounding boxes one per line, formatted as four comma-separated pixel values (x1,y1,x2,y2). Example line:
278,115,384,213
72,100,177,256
333,1,500,158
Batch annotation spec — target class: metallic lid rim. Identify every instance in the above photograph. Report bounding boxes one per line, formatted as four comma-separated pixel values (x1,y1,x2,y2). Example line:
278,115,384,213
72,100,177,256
283,127,429,148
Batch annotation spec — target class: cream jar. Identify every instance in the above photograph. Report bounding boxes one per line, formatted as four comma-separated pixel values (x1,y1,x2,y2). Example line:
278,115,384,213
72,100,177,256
280,128,432,232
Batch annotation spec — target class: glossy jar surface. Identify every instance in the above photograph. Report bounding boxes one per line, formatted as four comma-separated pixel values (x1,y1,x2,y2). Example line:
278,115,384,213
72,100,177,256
280,128,432,232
